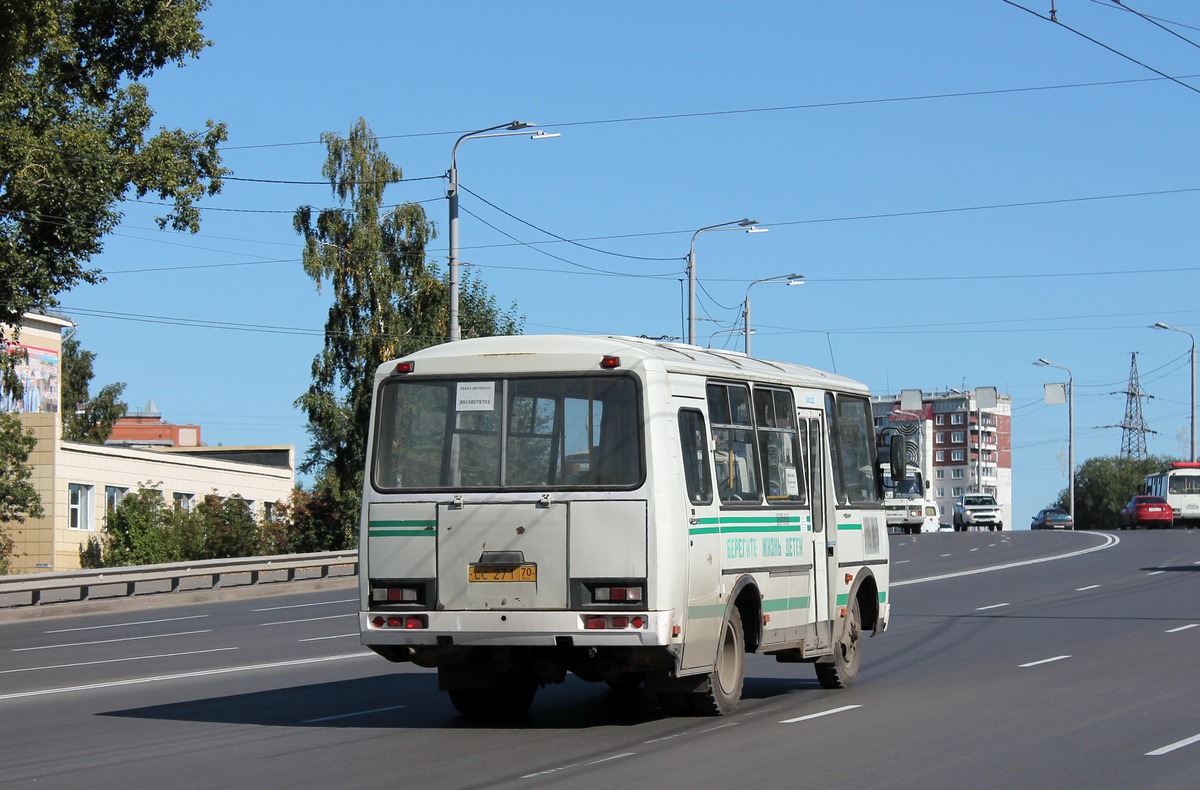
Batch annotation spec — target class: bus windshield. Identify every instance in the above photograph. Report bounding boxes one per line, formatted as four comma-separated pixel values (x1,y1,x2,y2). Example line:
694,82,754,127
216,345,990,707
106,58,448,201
372,374,643,490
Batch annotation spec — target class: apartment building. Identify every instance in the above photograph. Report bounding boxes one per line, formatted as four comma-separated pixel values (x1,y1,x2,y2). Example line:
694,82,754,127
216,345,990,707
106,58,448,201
873,389,1013,529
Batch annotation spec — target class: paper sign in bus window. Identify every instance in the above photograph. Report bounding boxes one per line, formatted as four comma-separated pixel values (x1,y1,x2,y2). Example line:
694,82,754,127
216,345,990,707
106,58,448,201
456,382,495,412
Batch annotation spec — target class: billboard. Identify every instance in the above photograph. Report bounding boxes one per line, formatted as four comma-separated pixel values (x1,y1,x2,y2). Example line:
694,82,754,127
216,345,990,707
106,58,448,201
1,342,61,414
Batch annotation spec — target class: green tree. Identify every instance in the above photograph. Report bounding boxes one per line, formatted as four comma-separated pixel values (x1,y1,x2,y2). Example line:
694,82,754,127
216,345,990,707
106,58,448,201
100,484,177,567
195,493,257,559
292,117,522,535
0,411,44,572
1053,454,1172,530
61,335,127,443
1,0,228,392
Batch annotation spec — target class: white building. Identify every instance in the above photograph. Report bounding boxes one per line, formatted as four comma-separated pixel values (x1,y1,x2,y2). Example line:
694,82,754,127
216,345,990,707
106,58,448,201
4,313,295,572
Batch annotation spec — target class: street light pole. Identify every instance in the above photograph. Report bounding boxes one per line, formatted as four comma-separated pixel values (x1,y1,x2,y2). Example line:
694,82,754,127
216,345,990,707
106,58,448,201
1035,358,1074,519
743,273,804,356
1152,322,1196,462
447,120,558,342
687,218,764,345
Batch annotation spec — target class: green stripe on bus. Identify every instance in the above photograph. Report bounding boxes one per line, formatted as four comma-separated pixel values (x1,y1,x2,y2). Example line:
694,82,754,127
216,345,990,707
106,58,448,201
879,591,887,603
837,523,863,531
836,593,850,606
369,529,435,537
762,596,811,613
687,604,727,620
689,515,809,537
368,520,435,538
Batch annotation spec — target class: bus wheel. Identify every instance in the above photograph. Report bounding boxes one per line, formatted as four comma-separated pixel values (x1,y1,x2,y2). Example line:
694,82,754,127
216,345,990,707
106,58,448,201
816,596,861,689
448,671,537,718
694,605,746,716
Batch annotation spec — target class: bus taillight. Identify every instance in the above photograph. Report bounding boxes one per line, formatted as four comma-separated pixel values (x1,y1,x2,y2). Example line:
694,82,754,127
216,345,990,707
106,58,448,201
372,614,427,629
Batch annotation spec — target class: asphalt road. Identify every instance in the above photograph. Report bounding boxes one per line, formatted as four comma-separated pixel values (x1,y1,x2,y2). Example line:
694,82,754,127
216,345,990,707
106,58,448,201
2,529,1197,789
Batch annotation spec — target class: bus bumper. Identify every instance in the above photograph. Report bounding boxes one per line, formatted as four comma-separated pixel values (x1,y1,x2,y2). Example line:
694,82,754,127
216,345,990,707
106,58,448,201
360,609,676,648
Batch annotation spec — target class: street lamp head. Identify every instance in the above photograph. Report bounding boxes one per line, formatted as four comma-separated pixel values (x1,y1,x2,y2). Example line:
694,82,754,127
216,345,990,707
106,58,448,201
1034,358,1051,367
506,121,535,130
786,274,805,285
530,130,560,140
738,219,759,227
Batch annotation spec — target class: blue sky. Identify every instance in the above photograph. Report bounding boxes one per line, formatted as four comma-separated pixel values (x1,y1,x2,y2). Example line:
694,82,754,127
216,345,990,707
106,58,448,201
61,1,1200,527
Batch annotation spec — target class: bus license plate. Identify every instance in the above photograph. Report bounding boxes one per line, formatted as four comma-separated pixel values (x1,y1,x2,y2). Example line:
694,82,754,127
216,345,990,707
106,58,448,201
468,564,537,583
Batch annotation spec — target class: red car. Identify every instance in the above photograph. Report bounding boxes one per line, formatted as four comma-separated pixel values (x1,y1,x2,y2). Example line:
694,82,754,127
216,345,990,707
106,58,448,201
1118,495,1174,529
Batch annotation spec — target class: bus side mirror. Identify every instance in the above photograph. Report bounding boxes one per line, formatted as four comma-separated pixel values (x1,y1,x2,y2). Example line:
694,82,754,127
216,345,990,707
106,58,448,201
889,435,907,483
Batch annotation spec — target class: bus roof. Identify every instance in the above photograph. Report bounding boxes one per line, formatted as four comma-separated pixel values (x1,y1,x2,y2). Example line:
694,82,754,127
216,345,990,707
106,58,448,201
378,334,868,394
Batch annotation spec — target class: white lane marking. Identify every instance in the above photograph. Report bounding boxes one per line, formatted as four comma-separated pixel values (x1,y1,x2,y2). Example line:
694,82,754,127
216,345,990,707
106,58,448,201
940,553,953,558
1166,624,1199,633
1146,571,1166,576
970,548,980,552
303,705,407,723
1019,655,1071,668
894,560,911,565
0,652,373,701
976,603,1010,611
780,704,861,724
44,615,208,633
0,647,238,675
521,752,636,779
1075,584,1100,591
12,630,211,652
254,598,357,612
1147,732,1200,756
262,614,355,627
298,633,357,642
895,532,1119,587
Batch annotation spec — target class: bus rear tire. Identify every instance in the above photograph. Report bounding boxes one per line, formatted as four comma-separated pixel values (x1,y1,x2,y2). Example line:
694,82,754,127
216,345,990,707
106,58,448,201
664,605,745,717
447,670,537,718
696,604,745,715
816,596,862,689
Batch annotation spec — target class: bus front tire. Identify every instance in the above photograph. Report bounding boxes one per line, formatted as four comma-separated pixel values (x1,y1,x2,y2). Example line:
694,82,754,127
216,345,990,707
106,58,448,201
816,596,862,689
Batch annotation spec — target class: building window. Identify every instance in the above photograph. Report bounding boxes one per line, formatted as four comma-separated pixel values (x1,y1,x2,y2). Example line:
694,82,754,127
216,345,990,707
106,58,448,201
935,414,945,426
936,487,945,497
951,431,965,443
105,485,128,512
936,450,944,462
936,469,945,479
951,449,965,462
935,432,945,444
68,483,94,531
951,413,965,425
263,501,276,521
952,469,964,479
953,486,964,496
173,492,194,512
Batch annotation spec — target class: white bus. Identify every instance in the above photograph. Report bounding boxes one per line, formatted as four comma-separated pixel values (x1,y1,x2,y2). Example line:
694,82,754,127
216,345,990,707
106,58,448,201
358,335,897,717
1143,462,1200,525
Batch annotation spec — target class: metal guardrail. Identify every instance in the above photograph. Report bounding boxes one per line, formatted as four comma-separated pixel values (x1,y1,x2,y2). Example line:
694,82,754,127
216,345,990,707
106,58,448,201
0,551,358,609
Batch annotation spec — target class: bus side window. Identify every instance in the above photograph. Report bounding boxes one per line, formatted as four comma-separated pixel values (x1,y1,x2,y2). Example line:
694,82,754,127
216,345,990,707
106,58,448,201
754,387,805,504
678,409,713,505
708,382,762,504
830,394,881,505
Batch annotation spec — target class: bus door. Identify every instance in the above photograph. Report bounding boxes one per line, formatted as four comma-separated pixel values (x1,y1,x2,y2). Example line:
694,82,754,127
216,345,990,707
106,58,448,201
678,406,721,671
797,407,830,630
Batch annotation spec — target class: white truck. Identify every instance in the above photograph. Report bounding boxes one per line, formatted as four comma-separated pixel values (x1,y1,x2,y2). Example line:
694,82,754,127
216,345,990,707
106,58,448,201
952,493,1003,532
884,473,938,535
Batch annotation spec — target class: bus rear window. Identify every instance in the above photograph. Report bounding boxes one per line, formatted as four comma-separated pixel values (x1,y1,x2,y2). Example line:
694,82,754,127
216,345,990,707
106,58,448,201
373,375,643,490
